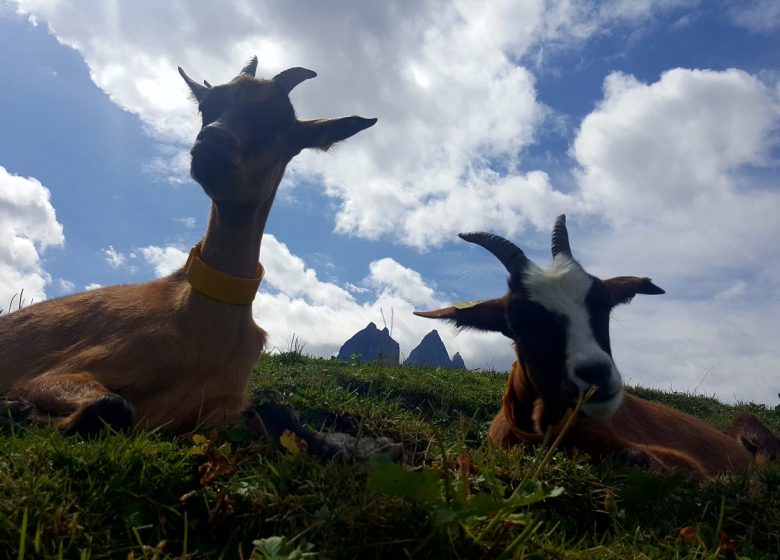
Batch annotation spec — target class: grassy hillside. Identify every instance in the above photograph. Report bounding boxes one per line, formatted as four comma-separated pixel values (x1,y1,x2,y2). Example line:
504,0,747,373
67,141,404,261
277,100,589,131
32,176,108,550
0,353,778,559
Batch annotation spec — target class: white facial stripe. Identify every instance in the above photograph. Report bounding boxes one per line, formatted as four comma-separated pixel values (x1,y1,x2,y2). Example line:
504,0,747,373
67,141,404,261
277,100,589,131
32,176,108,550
583,391,624,418
522,255,593,317
522,255,623,415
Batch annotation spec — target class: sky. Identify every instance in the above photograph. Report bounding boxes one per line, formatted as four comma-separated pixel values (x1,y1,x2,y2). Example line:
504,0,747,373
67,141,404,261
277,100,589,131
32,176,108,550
1,0,778,405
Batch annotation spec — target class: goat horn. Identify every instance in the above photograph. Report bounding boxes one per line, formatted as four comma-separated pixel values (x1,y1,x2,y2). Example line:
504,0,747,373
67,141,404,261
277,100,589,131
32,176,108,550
458,232,530,276
273,67,317,95
178,67,208,101
238,56,258,77
551,214,573,258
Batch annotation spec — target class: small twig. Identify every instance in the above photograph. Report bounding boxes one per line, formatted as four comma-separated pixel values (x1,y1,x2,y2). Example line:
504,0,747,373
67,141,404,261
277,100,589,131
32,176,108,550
531,385,598,480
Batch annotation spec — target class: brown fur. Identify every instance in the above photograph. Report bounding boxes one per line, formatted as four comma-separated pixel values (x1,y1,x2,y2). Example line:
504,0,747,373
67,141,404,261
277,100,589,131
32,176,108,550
0,272,262,432
489,360,756,477
0,58,376,434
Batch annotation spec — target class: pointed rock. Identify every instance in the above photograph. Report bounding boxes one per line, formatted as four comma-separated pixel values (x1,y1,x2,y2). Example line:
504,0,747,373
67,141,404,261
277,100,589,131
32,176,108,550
405,329,452,368
336,322,400,364
451,352,466,370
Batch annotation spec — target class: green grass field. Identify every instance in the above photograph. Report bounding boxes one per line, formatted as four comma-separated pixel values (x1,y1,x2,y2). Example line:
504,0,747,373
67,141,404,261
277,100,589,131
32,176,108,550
1,353,778,559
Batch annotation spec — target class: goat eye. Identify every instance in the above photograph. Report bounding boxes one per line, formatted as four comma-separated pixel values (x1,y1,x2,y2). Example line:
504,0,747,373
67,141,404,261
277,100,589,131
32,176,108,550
199,106,217,125
508,301,564,338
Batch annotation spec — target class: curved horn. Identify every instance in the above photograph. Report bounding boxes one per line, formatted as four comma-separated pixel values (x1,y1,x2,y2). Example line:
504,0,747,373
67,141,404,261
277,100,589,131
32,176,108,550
273,67,317,95
551,214,572,258
238,56,258,77
178,66,208,101
458,232,530,276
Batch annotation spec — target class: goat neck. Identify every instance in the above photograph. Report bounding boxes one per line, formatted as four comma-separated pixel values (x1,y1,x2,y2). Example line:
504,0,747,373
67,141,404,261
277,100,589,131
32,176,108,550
199,201,267,282
503,359,572,439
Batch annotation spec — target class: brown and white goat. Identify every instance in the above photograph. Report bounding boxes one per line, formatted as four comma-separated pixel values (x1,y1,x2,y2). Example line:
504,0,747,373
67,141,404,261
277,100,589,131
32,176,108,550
0,57,376,436
415,216,779,477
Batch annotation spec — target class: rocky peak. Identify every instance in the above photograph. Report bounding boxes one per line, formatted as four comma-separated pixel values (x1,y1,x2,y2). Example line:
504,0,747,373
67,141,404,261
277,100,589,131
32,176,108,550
336,322,400,364
404,329,452,368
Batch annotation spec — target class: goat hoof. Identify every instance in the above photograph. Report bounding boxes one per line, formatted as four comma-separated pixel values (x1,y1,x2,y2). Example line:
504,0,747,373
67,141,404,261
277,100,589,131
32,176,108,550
68,394,134,437
244,402,301,437
313,432,403,465
0,398,35,425
616,448,654,468
243,402,402,465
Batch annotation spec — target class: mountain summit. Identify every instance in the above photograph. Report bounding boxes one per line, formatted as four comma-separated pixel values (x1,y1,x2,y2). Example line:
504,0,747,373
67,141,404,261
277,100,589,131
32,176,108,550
336,322,400,364
405,329,454,368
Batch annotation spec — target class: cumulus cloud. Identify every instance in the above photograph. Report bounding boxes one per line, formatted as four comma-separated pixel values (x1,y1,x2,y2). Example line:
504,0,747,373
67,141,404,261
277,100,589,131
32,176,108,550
260,236,356,308
612,298,780,405
570,68,780,405
138,245,188,277
176,217,196,229
11,0,677,250
57,278,75,294
365,258,438,308
727,1,780,34
103,245,126,268
0,165,64,306
573,68,780,289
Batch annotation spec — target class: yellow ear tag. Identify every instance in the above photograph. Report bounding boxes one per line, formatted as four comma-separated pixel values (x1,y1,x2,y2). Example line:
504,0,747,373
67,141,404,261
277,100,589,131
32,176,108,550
451,300,482,310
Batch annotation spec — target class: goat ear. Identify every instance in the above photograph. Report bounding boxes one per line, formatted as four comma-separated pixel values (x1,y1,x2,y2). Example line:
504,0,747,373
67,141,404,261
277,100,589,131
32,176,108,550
294,117,377,152
414,297,512,338
178,67,208,102
604,276,665,306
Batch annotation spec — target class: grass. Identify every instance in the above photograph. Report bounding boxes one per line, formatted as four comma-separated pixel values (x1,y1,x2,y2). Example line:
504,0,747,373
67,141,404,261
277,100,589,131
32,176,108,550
0,353,778,559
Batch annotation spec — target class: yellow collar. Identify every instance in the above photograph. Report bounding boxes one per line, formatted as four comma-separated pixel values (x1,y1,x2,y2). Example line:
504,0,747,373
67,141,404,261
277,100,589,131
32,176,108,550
184,241,264,305
507,408,576,445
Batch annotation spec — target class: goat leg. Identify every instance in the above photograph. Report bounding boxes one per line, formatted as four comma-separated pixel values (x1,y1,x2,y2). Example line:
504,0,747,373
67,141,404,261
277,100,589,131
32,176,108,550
727,413,780,462
0,398,35,427
6,372,134,437
243,402,401,464
616,444,709,477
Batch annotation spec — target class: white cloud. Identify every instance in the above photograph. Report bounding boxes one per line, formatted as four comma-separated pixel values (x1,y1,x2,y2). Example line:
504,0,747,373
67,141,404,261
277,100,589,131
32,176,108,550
366,258,438,308
612,298,780,405
573,68,780,288
84,283,102,291
0,165,64,306
57,278,75,294
713,280,748,302
345,282,369,295
176,217,196,229
260,236,356,308
103,245,126,268
569,67,780,405
139,245,188,277
10,0,675,250
728,2,780,34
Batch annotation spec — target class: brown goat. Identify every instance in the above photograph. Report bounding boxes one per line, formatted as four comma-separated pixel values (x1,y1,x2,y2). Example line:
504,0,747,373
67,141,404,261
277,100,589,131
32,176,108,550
0,57,376,436
415,215,779,477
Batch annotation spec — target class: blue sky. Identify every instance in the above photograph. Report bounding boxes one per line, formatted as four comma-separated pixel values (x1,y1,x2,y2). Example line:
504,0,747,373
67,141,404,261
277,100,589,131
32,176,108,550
1,1,778,404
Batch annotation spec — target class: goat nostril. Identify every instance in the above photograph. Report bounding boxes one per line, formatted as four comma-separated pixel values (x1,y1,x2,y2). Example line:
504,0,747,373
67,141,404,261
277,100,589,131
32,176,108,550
197,125,238,149
574,363,612,387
